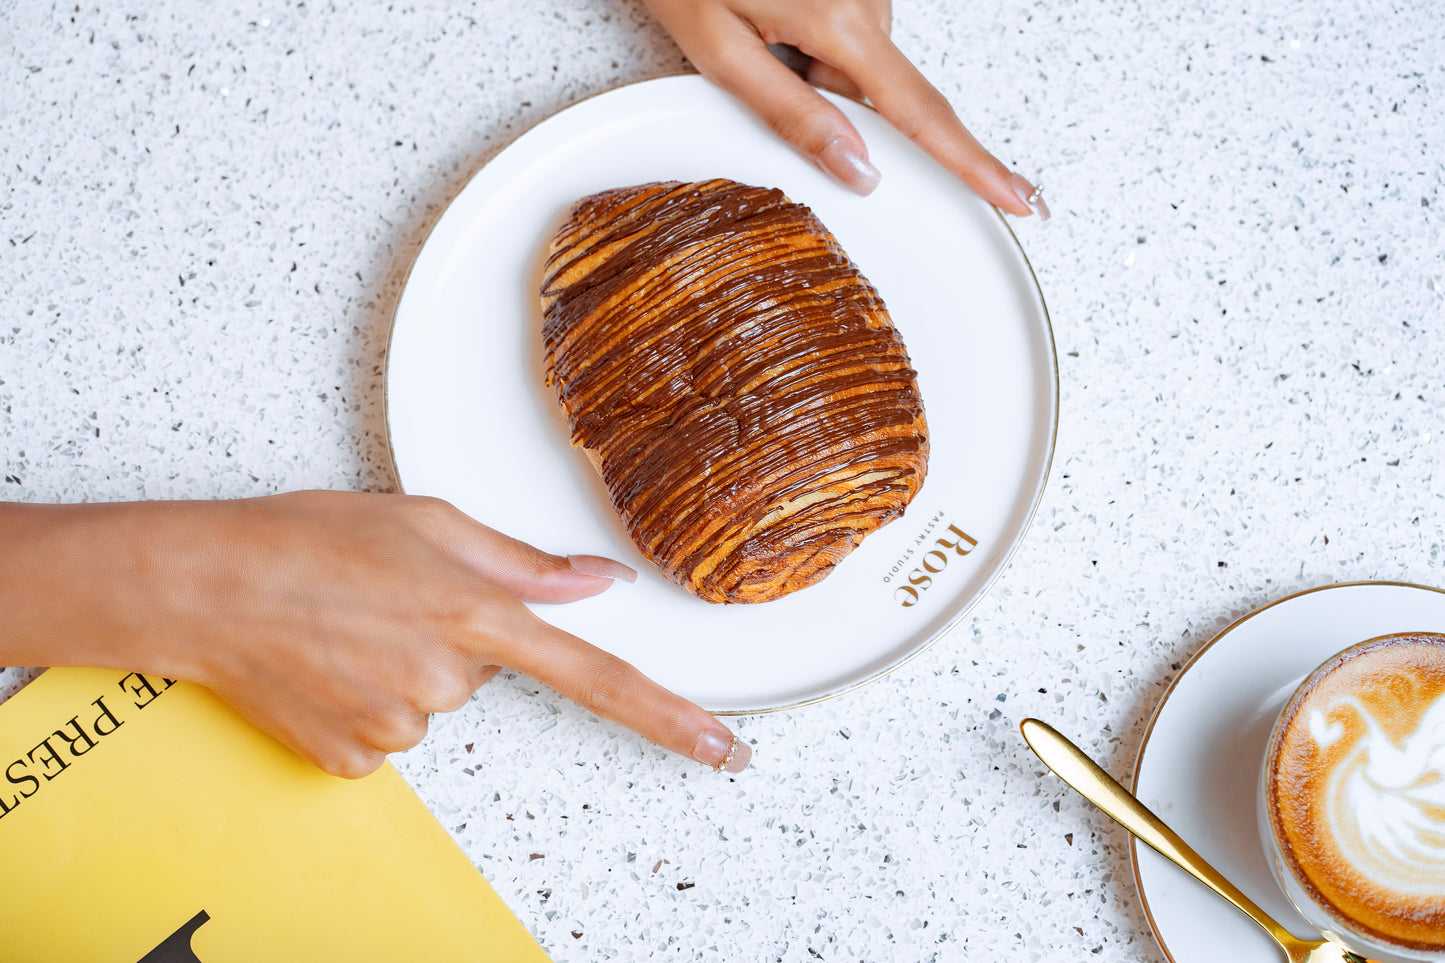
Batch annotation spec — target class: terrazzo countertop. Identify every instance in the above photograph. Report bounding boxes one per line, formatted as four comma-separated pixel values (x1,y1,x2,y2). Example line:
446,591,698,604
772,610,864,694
3,1,1443,959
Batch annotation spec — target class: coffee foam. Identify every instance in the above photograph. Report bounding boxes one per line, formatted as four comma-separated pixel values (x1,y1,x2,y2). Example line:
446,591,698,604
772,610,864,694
1266,633,1445,950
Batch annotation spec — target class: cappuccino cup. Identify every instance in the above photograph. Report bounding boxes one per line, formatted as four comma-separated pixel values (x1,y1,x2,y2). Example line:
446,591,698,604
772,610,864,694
1259,632,1445,962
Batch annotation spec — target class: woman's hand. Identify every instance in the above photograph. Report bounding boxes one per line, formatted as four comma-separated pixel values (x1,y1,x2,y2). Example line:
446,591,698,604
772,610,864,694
643,0,1049,217
0,492,751,778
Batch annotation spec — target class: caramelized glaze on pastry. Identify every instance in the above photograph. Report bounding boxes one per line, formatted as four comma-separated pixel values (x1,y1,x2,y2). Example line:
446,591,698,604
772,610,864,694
540,179,928,603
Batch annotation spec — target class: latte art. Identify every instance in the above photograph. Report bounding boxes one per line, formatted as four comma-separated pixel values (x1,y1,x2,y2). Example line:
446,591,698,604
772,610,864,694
1265,633,1445,953
1317,694,1445,896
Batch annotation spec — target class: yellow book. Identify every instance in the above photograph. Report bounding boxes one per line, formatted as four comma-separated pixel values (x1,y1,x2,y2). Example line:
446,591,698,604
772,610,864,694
0,667,552,962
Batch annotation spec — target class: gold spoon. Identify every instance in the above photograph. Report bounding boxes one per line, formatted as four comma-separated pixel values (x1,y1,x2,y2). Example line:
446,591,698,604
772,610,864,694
1019,718,1370,963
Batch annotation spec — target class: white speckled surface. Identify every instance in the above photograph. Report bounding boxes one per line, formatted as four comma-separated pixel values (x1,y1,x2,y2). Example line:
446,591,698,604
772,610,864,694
3,1,1442,959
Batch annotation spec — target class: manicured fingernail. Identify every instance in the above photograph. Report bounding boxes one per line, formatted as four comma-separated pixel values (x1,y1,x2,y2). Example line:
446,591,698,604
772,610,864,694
693,728,752,773
819,138,881,195
567,554,638,583
1010,173,1051,220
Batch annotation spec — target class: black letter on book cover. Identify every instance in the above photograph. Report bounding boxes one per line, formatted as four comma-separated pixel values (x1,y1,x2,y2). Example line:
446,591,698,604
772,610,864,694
92,694,124,736
120,672,177,710
51,716,101,757
0,759,41,817
138,910,211,963
25,737,71,780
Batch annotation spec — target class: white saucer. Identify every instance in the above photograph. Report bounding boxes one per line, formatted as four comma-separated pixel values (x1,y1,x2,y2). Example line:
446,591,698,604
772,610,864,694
383,76,1057,713
1130,581,1445,961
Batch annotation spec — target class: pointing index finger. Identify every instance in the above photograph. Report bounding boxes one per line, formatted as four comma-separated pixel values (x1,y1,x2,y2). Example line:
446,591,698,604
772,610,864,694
479,594,752,773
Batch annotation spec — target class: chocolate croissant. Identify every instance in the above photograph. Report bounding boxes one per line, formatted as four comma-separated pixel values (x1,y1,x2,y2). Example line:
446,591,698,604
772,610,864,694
540,179,928,603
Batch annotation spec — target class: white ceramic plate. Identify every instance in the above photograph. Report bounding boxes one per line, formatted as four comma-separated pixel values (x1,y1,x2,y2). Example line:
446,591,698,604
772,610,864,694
1131,581,1445,961
384,75,1056,713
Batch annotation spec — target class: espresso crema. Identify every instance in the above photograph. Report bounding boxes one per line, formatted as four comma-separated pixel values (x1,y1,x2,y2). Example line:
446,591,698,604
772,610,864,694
1265,633,1445,950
